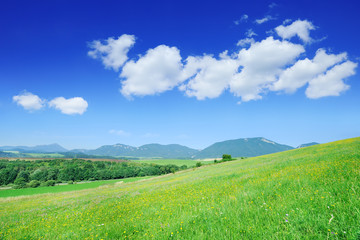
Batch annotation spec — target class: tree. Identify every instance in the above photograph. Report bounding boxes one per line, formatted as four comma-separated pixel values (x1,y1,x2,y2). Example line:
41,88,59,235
222,154,232,161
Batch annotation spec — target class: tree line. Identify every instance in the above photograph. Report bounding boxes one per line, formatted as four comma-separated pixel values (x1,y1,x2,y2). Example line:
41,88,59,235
0,159,187,188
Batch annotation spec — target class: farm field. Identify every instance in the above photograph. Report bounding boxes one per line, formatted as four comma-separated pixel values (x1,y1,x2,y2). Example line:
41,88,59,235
132,159,214,167
0,137,359,239
0,176,152,198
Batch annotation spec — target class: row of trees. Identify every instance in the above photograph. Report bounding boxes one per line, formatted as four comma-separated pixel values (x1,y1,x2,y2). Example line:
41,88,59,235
0,159,187,188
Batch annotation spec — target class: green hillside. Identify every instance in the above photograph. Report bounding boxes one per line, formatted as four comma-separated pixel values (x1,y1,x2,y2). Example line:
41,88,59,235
195,137,293,158
0,137,359,239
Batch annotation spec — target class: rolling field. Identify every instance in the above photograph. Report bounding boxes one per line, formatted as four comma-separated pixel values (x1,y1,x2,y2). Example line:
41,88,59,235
0,137,359,239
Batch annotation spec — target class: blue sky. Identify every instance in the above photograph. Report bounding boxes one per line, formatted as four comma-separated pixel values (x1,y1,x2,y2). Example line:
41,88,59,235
1,0,359,150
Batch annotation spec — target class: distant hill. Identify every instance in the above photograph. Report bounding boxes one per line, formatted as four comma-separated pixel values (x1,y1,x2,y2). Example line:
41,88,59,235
136,144,199,158
297,142,320,148
83,143,199,159
0,143,68,153
194,137,294,158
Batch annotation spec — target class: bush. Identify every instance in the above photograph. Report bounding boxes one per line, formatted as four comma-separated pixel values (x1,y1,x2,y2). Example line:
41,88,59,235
44,180,56,186
196,162,202,167
67,181,73,185
222,154,232,161
28,180,40,188
180,165,187,170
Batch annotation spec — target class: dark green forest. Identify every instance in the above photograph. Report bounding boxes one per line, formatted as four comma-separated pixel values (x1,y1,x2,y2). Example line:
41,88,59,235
0,159,187,188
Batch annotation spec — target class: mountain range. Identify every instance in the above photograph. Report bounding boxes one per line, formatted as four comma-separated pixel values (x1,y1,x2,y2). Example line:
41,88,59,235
0,143,68,153
0,138,318,159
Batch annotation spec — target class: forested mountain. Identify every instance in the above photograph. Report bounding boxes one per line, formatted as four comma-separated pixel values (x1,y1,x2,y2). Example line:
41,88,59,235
194,137,294,158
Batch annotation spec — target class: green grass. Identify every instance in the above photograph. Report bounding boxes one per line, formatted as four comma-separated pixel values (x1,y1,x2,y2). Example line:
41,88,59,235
132,158,213,167
0,176,151,198
25,153,65,158
0,137,359,239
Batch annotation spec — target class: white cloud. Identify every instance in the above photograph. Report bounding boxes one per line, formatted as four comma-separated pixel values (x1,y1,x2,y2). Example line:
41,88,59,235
283,19,292,25
272,49,347,93
255,15,275,24
89,18,357,103
120,45,184,98
306,61,357,99
275,20,315,43
13,91,45,111
234,14,249,25
88,34,135,71
109,129,130,136
230,37,305,102
246,29,257,37
179,54,238,100
49,97,88,115
237,38,255,47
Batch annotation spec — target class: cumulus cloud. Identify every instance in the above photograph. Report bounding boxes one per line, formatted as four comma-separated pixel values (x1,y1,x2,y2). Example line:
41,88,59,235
88,34,135,71
306,61,357,98
275,20,315,43
179,54,238,99
237,38,255,47
49,97,88,115
89,18,357,102
272,49,347,93
13,92,45,111
230,37,304,101
255,15,275,24
120,45,184,98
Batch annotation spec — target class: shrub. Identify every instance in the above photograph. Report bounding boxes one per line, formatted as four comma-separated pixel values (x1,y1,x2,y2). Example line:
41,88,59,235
222,154,232,161
28,180,40,188
44,180,56,186
196,162,202,167
180,165,187,170
67,181,73,185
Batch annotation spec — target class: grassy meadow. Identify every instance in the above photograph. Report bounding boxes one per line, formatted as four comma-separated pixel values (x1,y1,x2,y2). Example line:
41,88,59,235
0,137,359,239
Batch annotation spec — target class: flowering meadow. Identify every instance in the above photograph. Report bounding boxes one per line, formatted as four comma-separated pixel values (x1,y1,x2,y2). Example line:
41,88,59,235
0,137,359,239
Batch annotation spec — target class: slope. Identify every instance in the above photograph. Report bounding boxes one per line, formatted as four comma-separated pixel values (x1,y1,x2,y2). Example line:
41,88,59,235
1,137,359,239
